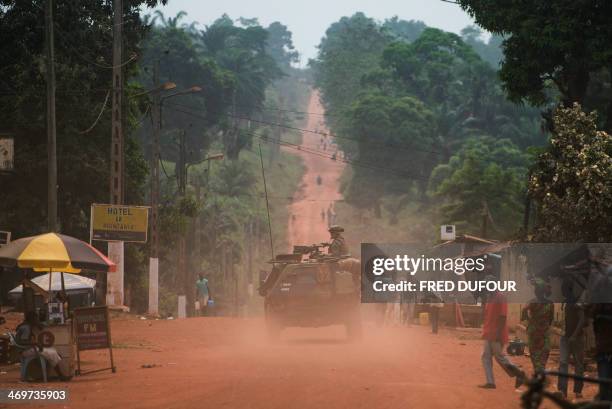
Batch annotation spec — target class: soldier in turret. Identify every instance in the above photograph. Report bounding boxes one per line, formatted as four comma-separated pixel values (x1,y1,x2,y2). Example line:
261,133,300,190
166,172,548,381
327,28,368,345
328,225,349,257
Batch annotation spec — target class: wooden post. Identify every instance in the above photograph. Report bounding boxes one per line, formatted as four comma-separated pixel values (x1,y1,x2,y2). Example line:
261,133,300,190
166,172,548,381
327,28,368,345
107,0,125,307
110,0,124,205
45,0,57,232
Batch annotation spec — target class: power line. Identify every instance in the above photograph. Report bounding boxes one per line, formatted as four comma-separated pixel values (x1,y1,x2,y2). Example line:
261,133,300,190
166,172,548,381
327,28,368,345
248,130,428,182
162,103,429,181
54,24,138,69
164,101,445,156
232,101,339,118
78,90,110,134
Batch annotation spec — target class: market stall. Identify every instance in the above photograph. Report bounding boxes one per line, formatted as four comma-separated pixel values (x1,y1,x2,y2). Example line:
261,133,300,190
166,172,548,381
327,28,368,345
8,272,96,311
0,232,115,381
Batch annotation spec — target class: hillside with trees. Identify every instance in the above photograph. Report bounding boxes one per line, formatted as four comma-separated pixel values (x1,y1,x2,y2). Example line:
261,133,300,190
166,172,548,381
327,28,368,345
311,13,543,241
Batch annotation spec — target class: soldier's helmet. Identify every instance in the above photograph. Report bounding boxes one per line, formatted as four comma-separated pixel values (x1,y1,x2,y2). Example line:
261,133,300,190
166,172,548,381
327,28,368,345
328,225,344,233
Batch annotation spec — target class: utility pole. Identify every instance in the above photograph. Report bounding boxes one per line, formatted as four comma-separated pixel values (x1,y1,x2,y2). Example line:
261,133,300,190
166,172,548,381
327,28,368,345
45,0,57,232
269,97,283,164
177,130,186,195
193,176,201,272
276,96,284,152
177,129,190,316
148,60,161,316
259,144,275,260
110,0,124,207
107,0,126,308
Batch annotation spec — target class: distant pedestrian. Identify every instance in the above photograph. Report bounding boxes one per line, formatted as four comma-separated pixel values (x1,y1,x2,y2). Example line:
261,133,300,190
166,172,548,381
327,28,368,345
524,279,554,374
479,278,525,389
400,284,416,326
423,291,443,334
557,277,586,399
195,273,212,316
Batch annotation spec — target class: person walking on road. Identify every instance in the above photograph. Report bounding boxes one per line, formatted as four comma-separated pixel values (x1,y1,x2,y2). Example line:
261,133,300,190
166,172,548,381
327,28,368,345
423,291,443,334
557,277,586,399
195,273,212,316
524,279,554,374
479,279,526,390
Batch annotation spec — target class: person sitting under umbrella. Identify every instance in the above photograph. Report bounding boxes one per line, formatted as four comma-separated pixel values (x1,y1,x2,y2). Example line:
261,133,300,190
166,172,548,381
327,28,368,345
15,311,71,381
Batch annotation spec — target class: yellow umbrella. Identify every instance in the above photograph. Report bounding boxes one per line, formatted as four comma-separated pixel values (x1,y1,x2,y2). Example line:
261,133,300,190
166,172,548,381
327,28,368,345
0,232,116,273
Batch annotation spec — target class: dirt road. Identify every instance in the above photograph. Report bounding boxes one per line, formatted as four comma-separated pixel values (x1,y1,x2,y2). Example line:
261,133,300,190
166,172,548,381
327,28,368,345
0,91,597,409
1,315,557,409
286,90,345,247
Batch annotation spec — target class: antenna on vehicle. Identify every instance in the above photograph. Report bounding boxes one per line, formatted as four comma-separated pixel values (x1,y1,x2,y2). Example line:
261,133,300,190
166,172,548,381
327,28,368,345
258,144,275,260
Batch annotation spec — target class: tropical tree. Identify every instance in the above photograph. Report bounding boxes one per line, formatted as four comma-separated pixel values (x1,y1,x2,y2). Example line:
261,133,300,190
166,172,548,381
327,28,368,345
381,17,426,43
344,93,435,213
0,0,163,238
199,15,283,158
139,11,233,164
265,22,299,72
430,137,529,238
460,25,503,68
529,103,612,242
458,0,612,131
311,12,391,132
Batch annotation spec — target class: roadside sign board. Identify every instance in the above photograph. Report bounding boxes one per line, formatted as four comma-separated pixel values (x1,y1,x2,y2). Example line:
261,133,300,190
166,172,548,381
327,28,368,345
0,137,14,171
441,225,456,241
74,306,110,350
73,306,116,375
90,204,149,243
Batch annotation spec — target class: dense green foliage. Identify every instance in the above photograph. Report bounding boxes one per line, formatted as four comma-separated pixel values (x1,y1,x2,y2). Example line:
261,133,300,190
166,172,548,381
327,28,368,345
529,104,612,242
458,0,612,132
310,13,391,132
0,0,161,237
135,12,308,314
458,0,612,242
312,15,543,239
430,137,528,237
0,4,307,313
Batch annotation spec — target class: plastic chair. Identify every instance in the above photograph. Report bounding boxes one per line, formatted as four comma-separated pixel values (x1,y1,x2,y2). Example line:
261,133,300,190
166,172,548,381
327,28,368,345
8,333,48,383
20,354,48,382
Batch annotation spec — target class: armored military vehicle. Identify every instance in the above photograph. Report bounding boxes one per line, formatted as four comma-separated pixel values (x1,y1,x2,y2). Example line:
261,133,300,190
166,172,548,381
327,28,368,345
259,244,361,340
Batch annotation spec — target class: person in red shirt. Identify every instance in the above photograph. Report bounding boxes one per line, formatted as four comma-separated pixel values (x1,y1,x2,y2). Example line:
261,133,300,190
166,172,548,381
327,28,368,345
479,287,526,389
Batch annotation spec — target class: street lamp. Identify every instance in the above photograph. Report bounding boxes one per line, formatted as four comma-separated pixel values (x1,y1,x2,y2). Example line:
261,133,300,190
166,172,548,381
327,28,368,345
151,85,202,257
129,81,176,98
180,152,224,317
162,86,202,100
148,66,203,317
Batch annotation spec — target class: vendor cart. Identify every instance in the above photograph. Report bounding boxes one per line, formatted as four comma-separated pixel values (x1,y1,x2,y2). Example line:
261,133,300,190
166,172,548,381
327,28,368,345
0,232,115,381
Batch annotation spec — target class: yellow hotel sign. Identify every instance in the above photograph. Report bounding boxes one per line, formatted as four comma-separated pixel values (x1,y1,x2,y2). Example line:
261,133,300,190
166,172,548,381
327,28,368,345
91,204,149,242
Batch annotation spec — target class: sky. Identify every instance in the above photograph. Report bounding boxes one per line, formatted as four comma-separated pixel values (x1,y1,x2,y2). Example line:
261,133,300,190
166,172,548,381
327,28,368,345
150,0,481,65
